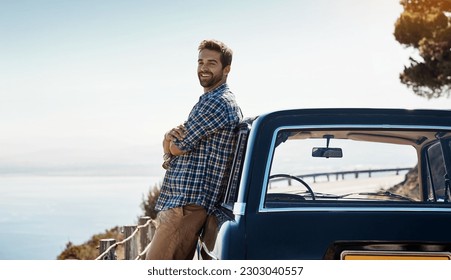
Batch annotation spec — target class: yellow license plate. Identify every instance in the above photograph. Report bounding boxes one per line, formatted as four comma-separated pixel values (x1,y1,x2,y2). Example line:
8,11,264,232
341,250,451,260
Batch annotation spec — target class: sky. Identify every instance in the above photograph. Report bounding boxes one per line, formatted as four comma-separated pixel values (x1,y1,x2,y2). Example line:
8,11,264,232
1,0,451,179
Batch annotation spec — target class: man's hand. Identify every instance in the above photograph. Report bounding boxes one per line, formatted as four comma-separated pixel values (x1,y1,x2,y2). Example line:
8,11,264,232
163,124,187,157
164,124,187,142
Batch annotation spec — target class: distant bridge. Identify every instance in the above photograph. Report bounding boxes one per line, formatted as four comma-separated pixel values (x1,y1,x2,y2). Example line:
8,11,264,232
271,167,412,185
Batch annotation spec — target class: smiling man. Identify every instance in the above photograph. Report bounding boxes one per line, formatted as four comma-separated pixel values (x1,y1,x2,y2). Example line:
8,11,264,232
198,47,230,92
146,39,242,260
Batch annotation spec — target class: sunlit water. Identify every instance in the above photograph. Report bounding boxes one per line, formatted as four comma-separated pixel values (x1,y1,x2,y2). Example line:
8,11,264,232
0,175,161,260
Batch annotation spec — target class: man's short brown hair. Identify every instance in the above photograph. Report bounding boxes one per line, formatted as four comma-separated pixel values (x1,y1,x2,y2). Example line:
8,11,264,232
198,39,233,69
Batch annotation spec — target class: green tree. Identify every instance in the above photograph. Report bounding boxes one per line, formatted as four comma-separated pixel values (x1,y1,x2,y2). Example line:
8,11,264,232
394,0,451,98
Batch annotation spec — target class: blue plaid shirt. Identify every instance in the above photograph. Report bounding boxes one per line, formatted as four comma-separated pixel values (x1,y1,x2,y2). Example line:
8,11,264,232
155,83,242,216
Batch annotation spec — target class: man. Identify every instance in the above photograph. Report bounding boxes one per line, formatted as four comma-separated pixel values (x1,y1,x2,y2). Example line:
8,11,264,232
146,39,242,260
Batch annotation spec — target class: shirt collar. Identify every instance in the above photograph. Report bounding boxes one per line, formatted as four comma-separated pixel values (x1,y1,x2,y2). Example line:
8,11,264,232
200,83,228,100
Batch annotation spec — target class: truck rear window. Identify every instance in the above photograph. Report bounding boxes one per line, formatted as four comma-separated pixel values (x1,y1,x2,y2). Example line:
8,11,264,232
264,128,451,208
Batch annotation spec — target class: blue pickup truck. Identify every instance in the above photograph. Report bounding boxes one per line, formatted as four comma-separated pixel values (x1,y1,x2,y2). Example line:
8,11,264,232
197,108,451,260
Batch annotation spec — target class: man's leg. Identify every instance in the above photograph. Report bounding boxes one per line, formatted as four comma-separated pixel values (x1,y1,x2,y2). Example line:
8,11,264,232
200,214,219,260
146,204,207,260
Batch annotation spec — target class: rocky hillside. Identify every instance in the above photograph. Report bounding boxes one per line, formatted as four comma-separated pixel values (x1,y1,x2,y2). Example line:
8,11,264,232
387,166,420,201
57,226,124,260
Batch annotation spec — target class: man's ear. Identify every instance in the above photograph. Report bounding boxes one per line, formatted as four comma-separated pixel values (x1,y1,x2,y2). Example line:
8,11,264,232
223,65,231,75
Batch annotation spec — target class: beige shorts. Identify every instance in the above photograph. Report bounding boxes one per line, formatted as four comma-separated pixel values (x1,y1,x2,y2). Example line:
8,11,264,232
146,204,207,260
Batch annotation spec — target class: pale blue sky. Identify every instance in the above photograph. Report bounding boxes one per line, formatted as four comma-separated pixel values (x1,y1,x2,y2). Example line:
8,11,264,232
1,0,450,178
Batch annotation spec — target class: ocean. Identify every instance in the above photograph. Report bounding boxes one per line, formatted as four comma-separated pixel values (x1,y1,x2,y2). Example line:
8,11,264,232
0,175,161,260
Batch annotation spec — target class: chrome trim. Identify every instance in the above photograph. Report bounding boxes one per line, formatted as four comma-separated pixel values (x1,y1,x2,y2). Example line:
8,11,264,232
259,124,451,213
233,202,246,215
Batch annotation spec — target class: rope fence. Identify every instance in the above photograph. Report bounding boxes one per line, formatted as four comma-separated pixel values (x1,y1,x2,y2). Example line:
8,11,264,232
96,216,156,260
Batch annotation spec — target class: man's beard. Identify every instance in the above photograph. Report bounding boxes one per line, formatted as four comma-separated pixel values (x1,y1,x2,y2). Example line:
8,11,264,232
198,71,223,89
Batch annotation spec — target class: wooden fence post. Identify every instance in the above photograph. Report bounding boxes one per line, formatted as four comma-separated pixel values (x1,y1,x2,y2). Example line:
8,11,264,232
138,216,151,259
124,225,138,260
149,218,156,241
99,238,116,260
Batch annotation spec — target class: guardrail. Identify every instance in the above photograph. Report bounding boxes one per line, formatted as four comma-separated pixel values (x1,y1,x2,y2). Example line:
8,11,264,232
96,216,156,260
270,167,412,185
